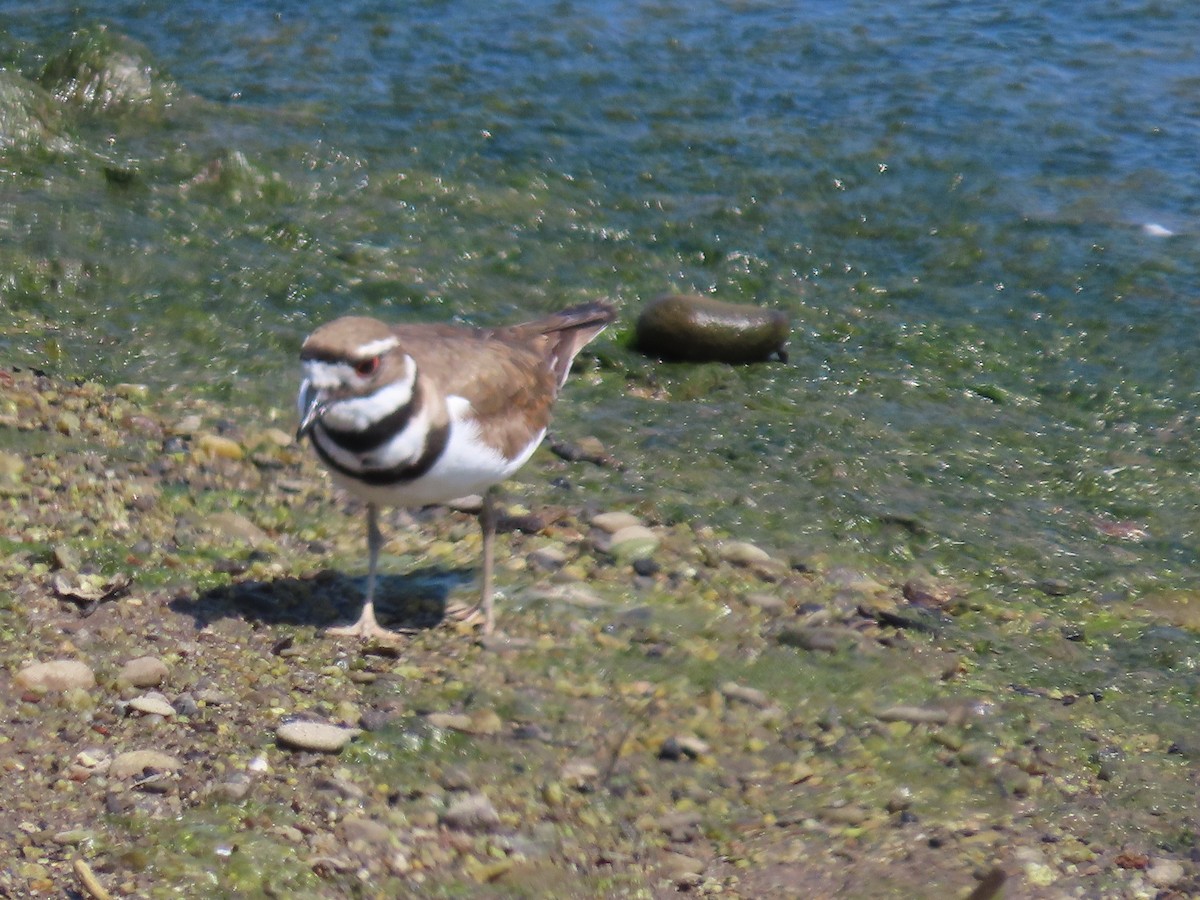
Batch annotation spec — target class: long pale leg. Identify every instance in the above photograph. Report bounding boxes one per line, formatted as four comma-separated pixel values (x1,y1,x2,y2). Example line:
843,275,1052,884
479,487,497,636
327,502,404,641
445,488,497,634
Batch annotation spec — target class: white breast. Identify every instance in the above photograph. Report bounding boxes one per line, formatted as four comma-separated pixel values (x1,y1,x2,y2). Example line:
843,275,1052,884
325,395,545,508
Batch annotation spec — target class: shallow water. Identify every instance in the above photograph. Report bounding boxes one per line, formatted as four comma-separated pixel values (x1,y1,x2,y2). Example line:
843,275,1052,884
3,0,1200,599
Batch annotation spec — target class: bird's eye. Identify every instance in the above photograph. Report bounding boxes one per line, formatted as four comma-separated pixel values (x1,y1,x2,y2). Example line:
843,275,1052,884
353,356,380,378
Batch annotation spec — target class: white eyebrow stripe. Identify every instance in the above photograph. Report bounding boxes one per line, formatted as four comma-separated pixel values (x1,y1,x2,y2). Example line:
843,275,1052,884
354,336,400,358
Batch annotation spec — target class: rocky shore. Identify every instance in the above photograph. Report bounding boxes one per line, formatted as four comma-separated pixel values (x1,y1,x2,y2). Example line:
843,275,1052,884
1,366,1195,898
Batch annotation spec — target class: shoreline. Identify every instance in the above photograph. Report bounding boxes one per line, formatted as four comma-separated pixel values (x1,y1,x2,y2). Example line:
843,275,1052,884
0,365,1195,898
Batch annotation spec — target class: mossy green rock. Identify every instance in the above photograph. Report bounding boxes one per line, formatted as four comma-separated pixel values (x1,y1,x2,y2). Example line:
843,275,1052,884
0,71,67,152
40,25,176,113
634,294,790,363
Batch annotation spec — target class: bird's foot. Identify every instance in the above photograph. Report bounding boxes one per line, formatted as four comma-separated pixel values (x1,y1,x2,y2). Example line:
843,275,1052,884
325,605,415,646
443,599,485,628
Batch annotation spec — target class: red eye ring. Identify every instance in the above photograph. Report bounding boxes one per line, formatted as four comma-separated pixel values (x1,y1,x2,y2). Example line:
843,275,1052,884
353,356,380,378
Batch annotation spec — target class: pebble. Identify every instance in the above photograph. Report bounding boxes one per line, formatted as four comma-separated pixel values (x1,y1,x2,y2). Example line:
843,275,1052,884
719,541,788,579
875,705,951,726
53,545,81,570
114,383,149,400
659,735,710,761
661,849,705,881
632,557,660,577
438,766,475,792
194,433,244,460
902,578,954,608
719,541,772,566
745,592,786,613
1147,859,1185,888
659,810,704,841
819,804,871,826
315,775,365,802
247,754,271,773
824,567,887,594
720,681,772,709
118,656,169,688
15,659,96,692
128,693,176,717
776,626,851,653
172,693,201,717
561,758,600,791
109,750,183,779
468,708,502,735
56,412,80,435
439,792,500,832
426,712,474,733
606,525,660,562
250,427,294,448
424,709,503,736
276,721,360,753
591,511,643,533
528,546,568,571
0,451,26,481
340,816,393,848
201,511,271,548
211,775,253,802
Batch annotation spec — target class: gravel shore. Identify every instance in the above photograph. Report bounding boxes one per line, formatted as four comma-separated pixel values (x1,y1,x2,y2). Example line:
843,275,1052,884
1,366,1195,898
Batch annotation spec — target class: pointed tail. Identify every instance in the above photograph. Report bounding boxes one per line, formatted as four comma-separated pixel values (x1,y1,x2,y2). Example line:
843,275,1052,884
518,301,616,389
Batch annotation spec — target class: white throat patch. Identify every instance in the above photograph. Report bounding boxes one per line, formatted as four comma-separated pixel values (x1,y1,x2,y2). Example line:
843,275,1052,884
303,355,417,431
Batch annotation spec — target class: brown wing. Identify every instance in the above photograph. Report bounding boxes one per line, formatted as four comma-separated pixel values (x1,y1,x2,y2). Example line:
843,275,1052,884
403,334,557,459
398,301,615,400
397,301,614,459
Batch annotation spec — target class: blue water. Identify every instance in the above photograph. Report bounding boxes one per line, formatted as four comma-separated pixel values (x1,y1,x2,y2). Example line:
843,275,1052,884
4,0,1200,596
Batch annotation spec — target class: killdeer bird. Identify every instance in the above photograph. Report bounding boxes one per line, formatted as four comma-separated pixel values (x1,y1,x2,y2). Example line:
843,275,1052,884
297,301,615,642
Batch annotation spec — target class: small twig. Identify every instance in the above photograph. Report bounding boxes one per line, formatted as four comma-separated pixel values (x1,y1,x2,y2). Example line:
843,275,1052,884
73,858,113,900
601,701,653,787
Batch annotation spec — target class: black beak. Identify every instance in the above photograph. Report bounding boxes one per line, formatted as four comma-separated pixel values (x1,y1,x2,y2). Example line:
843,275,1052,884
296,392,327,441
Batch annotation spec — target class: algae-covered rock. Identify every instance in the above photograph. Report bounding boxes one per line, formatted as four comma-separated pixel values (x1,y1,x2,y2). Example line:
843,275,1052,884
634,294,790,363
0,71,69,153
40,25,177,113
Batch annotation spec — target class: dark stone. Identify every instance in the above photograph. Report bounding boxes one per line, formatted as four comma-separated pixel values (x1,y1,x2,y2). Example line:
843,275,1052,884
658,736,684,761
634,294,790,364
632,557,660,577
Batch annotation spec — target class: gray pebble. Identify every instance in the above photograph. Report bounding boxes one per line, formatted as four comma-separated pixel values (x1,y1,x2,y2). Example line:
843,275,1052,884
438,766,475,792
528,545,568,571
211,774,253,802
591,511,643,534
1148,859,1185,888
719,541,772,566
439,792,500,832
606,525,660,560
340,815,393,848
720,681,771,709
119,656,169,688
875,705,951,725
172,693,201,717
15,659,95,692
110,750,183,779
745,592,786,613
128,693,176,717
276,721,360,753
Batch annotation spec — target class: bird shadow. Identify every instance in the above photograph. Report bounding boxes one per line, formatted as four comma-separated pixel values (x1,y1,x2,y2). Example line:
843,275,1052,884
169,565,477,634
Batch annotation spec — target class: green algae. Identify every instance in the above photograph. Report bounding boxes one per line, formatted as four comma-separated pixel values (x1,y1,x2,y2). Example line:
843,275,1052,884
0,7,1199,896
